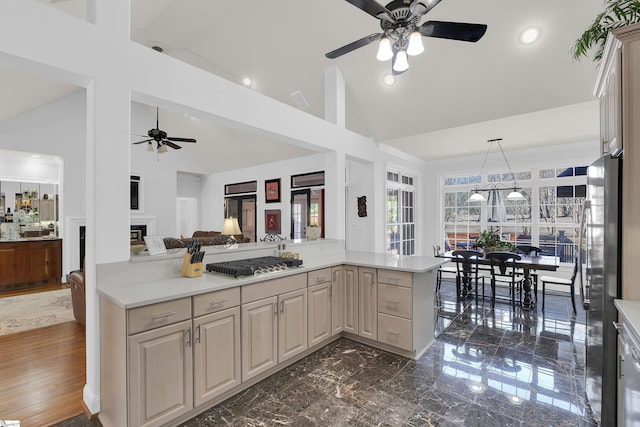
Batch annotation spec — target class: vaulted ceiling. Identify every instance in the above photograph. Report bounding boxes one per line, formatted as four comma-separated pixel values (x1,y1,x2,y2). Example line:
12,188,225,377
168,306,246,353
4,0,605,170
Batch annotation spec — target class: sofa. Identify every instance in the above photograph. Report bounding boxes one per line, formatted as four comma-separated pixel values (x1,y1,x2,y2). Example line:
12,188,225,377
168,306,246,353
163,231,250,249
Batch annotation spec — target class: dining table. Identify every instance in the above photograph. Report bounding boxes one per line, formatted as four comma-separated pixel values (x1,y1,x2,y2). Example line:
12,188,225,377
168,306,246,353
439,251,560,310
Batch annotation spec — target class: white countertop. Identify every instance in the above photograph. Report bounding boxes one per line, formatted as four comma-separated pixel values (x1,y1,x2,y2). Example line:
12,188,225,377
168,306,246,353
97,245,449,309
615,299,640,338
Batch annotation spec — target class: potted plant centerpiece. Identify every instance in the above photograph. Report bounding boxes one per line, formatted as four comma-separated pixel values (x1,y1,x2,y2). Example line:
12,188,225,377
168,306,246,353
475,230,516,254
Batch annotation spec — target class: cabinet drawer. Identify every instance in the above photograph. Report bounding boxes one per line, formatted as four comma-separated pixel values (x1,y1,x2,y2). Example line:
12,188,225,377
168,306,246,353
377,269,412,288
193,287,240,317
307,268,332,286
128,298,192,335
242,274,305,304
377,283,412,319
377,313,412,351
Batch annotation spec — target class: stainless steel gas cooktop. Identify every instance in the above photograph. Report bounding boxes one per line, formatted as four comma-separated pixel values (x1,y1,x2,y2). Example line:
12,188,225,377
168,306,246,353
205,256,303,278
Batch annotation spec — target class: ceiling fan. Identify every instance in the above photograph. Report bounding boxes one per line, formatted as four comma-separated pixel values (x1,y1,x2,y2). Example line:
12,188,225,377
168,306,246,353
132,107,197,153
326,0,487,74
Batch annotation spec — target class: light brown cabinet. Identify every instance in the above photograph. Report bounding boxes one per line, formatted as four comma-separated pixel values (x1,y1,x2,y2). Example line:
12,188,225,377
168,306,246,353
596,23,640,301
308,282,332,347
377,269,414,351
331,266,344,336
193,306,241,407
358,267,377,340
128,320,193,427
278,288,308,362
241,296,278,381
241,274,308,382
342,265,359,334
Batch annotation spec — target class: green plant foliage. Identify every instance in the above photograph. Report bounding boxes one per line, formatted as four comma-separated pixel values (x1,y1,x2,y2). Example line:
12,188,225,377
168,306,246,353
572,0,640,62
474,230,516,252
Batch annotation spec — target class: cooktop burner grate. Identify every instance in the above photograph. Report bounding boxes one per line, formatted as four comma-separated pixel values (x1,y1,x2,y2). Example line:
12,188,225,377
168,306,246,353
205,256,303,278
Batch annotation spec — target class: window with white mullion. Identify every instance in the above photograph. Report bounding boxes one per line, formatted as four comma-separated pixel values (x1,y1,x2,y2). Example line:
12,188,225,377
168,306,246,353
386,170,416,255
441,165,587,264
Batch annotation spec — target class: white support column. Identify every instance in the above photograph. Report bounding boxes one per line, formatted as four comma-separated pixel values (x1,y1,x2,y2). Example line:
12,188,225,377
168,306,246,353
325,150,346,241
325,66,346,128
83,0,132,415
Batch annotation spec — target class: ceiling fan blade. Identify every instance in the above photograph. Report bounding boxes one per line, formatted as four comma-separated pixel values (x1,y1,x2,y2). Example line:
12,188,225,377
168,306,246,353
163,140,182,150
345,0,392,20
420,21,487,42
166,137,197,143
132,139,153,145
326,33,382,59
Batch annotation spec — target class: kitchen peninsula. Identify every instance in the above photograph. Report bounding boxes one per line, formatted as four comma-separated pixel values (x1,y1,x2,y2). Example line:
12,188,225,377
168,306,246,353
97,239,448,427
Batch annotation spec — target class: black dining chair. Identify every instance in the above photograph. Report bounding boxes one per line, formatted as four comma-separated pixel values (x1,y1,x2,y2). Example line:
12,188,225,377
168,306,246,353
434,245,457,293
485,251,524,308
539,257,579,315
515,245,542,301
451,250,485,301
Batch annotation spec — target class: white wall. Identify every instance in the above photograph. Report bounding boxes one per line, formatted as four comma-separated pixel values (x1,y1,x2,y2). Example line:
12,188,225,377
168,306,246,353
345,158,375,252
0,91,86,218
201,152,327,239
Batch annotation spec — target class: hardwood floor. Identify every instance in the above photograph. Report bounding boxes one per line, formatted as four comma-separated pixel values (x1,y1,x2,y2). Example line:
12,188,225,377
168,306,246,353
0,321,86,427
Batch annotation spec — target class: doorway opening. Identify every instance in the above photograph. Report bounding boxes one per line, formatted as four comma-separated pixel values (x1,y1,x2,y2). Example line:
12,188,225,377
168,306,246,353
291,188,324,239
224,195,256,242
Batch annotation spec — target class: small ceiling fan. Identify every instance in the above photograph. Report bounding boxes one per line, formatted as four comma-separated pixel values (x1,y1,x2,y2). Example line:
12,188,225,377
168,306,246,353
326,0,487,74
132,107,197,153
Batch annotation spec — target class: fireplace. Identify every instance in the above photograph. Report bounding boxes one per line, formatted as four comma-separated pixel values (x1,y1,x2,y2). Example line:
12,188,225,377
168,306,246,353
71,218,155,271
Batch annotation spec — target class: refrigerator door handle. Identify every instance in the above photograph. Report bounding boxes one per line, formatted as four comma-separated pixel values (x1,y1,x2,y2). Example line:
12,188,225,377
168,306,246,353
579,200,591,309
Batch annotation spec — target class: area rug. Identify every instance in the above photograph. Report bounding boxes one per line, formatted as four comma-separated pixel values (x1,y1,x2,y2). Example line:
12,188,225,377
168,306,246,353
0,288,75,336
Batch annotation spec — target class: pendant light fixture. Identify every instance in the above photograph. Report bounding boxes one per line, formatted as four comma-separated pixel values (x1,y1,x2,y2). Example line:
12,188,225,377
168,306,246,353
467,138,526,203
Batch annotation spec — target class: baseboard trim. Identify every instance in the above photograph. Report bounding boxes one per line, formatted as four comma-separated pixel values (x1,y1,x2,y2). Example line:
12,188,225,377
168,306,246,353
83,383,101,415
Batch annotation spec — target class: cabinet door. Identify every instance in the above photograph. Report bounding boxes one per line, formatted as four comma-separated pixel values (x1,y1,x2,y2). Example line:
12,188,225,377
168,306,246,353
278,288,308,363
128,320,193,427
358,267,377,339
14,246,30,284
331,267,343,335
343,265,359,334
242,296,278,381
30,241,60,282
308,282,331,347
193,307,241,407
0,248,16,286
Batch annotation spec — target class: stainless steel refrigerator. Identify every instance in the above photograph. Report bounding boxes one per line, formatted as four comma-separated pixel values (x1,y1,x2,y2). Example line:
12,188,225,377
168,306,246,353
579,154,622,425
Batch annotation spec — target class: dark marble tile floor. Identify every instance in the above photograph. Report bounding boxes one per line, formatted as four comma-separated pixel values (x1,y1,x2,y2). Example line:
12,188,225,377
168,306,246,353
58,280,597,426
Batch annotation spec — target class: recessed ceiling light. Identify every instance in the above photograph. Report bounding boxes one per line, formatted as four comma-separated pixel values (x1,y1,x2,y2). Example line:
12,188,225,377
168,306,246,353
383,74,396,86
30,154,41,158
520,27,540,44
242,77,252,87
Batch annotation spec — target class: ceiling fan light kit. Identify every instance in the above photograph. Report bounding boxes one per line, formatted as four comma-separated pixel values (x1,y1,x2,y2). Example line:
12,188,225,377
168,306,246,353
327,0,487,75
132,107,197,154
376,37,394,61
393,49,409,72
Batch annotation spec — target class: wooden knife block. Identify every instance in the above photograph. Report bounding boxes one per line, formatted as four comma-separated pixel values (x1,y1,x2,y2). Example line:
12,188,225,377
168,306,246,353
181,253,203,278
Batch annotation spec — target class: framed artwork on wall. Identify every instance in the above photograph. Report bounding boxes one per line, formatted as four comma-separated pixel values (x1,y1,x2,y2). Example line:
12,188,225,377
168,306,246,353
265,178,281,203
265,209,281,234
